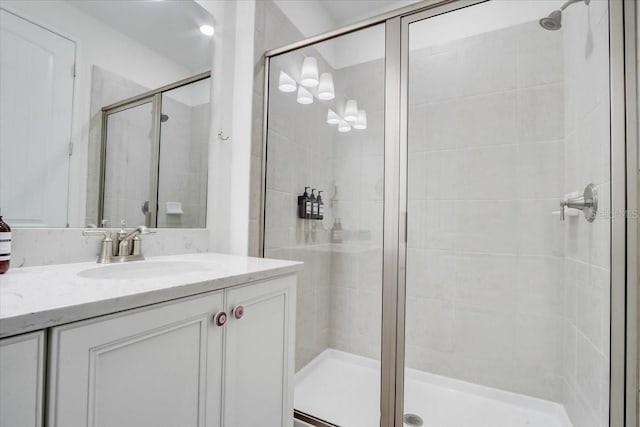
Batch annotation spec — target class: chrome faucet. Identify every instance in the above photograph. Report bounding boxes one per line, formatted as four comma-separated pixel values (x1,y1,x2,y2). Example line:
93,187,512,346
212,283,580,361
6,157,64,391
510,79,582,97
83,220,156,263
559,184,598,222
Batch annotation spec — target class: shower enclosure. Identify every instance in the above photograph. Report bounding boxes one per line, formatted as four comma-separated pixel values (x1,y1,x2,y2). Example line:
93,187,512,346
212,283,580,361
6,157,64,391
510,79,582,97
98,73,211,228
260,0,635,426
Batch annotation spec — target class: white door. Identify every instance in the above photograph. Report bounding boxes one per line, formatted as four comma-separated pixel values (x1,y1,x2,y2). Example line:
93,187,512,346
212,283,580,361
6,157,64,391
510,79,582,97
0,331,45,427
48,291,224,427
0,9,75,227
223,275,296,427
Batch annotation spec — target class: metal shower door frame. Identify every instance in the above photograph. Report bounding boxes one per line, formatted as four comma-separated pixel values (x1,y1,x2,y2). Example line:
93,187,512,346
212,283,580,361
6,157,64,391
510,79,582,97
99,95,159,228
259,0,636,425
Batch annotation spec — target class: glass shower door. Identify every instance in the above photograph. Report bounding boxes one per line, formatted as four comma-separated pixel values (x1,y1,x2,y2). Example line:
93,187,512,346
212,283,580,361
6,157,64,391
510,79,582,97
102,100,155,227
402,1,611,426
263,24,386,427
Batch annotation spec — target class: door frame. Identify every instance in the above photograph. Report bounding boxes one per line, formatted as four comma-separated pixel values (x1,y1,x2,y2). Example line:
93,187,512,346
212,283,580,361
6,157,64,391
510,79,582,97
259,0,637,425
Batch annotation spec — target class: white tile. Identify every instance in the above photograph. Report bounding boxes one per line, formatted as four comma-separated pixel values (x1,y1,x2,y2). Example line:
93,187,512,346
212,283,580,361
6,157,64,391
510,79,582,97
518,84,564,143
517,141,564,199
457,91,517,148
454,253,517,312
455,200,518,254
452,305,516,363
406,297,454,352
515,256,563,316
562,321,578,389
459,30,517,97
517,22,563,88
406,248,456,301
576,333,606,416
517,199,564,256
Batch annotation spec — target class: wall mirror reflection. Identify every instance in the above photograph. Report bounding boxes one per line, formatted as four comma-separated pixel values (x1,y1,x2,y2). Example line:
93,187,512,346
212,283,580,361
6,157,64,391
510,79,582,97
0,0,213,229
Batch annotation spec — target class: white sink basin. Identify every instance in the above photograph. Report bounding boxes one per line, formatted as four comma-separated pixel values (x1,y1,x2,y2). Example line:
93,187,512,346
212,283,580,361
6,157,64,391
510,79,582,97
77,260,218,280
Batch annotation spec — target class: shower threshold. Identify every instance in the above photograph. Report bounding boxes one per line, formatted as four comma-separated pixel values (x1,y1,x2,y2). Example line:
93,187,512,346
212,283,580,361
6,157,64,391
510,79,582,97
295,350,572,427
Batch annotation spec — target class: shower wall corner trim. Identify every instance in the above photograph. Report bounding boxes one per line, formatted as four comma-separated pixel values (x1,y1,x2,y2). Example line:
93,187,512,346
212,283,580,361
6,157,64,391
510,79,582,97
622,0,639,426
381,16,402,427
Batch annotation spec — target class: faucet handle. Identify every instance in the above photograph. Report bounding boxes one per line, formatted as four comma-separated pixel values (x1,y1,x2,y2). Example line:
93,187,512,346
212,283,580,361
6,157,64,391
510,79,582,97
83,230,114,263
83,229,111,238
559,201,566,221
120,219,127,229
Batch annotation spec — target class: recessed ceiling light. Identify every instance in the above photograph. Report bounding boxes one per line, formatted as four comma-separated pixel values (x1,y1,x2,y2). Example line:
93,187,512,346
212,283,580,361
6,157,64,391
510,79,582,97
200,25,214,36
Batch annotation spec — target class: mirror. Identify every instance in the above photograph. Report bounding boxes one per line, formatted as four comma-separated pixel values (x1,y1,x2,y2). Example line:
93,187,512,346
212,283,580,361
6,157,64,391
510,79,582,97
0,0,213,228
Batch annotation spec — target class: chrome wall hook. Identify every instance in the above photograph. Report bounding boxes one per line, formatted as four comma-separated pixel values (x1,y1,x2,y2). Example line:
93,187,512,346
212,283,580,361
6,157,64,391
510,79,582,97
217,131,230,142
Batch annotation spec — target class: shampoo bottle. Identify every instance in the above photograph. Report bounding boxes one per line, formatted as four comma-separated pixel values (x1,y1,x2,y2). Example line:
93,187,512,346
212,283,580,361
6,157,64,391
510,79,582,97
317,191,325,220
298,187,312,219
310,189,319,219
0,214,11,274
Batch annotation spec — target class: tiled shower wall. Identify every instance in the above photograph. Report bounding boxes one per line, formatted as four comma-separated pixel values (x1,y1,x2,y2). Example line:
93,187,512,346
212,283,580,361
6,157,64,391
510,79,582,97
560,1,611,426
256,1,336,370
157,98,209,228
255,2,386,369
405,22,565,401
325,56,385,360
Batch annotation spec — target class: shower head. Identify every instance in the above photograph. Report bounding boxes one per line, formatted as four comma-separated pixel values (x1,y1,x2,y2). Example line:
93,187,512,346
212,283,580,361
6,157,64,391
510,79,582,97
539,9,562,31
539,0,590,31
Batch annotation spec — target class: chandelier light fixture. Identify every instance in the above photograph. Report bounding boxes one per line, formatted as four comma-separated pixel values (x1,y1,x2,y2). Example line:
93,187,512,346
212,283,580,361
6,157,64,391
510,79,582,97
344,99,358,122
317,72,335,100
300,57,319,87
353,110,367,130
327,109,340,124
278,71,297,93
296,86,314,104
338,119,351,133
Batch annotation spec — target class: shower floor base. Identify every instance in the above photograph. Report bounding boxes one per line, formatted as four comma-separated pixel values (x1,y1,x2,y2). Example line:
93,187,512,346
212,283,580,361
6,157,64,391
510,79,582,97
295,349,572,427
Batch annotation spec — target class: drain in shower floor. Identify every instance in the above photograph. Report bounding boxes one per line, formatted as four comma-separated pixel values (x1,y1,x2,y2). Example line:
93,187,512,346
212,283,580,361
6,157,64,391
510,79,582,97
403,413,424,426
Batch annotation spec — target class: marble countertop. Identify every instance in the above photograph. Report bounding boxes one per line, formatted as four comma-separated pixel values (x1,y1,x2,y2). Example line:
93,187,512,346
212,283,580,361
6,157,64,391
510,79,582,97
0,253,302,338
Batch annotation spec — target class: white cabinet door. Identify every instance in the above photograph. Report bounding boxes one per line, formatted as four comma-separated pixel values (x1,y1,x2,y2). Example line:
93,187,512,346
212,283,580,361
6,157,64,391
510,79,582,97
0,331,45,427
223,275,296,427
48,291,224,427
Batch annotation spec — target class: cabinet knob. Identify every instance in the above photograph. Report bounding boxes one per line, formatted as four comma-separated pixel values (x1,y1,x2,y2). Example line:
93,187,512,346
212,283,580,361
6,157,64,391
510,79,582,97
232,305,245,320
213,311,227,327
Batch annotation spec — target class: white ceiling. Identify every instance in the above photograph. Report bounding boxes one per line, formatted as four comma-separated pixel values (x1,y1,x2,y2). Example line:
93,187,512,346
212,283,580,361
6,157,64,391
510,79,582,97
320,0,422,27
68,0,214,73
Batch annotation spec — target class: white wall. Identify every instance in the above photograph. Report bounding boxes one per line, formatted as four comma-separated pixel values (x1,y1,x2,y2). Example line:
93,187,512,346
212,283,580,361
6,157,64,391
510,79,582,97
196,0,255,255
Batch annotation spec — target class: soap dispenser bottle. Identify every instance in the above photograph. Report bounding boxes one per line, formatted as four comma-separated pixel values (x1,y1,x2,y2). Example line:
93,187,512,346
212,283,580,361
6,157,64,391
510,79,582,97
298,187,312,219
310,189,319,219
317,191,325,220
0,213,11,274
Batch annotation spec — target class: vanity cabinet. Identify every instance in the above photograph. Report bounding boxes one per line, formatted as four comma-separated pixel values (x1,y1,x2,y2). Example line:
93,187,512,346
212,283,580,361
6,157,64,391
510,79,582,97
46,275,296,427
0,331,45,427
223,275,296,426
